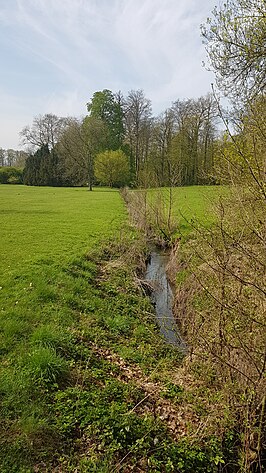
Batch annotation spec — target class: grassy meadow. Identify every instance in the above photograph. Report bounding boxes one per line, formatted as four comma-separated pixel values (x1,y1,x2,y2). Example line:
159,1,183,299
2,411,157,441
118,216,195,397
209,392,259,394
171,185,226,226
0,185,126,269
0,185,129,470
149,185,228,237
0,184,227,472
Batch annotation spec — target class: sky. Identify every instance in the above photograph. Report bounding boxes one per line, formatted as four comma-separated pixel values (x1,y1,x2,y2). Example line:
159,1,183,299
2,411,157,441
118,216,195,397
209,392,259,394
0,0,219,150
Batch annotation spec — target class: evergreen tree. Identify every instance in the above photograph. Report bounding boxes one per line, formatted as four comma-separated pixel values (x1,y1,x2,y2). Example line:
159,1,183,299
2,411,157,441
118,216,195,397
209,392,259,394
23,144,62,186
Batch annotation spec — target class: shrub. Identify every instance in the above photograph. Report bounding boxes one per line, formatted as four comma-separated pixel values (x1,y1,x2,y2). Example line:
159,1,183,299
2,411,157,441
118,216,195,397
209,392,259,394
0,167,23,184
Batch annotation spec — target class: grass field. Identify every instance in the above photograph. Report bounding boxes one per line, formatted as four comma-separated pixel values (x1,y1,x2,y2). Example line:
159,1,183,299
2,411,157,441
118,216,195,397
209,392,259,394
0,185,129,470
150,185,228,236
0,185,223,271
0,185,126,269
171,185,226,225
0,184,227,472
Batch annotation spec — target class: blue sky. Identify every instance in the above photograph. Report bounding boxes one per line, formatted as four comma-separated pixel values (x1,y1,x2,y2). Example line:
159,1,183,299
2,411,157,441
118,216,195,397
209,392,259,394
0,0,218,150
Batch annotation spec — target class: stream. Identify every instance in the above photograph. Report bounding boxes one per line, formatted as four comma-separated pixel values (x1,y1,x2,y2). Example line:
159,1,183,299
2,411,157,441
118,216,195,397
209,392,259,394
145,249,186,352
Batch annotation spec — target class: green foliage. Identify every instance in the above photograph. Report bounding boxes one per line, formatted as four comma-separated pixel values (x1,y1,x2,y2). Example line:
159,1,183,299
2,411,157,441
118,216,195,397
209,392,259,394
0,167,23,184
54,384,223,472
202,0,266,98
20,89,219,188
87,89,124,150
161,382,184,401
56,116,109,189
23,144,63,186
95,149,130,187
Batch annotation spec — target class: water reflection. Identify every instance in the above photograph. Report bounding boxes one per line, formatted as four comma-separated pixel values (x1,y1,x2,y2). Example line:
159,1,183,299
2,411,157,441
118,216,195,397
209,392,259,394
145,250,186,351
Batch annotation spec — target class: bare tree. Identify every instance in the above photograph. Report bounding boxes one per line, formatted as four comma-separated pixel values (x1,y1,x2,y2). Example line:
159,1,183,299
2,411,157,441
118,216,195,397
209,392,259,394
148,109,175,186
0,148,5,166
57,116,108,190
124,90,152,183
6,149,17,167
20,113,68,151
170,94,218,185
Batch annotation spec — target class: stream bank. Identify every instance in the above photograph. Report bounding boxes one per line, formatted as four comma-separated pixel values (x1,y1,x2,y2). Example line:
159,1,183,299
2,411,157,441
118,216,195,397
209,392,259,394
120,187,187,351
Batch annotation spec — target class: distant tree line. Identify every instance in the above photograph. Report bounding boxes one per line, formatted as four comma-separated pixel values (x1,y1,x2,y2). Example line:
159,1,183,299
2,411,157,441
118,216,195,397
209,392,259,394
17,90,221,189
0,148,29,184
0,148,28,168
0,167,23,184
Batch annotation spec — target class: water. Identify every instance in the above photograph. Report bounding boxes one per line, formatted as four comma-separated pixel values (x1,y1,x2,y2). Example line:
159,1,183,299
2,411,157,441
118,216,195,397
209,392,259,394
145,250,186,351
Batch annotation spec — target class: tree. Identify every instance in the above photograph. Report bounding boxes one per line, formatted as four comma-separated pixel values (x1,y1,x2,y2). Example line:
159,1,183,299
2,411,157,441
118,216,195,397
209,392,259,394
180,2,266,469
124,90,152,183
87,89,124,150
56,118,87,187
20,114,68,151
147,109,175,187
170,94,218,185
23,145,62,186
202,0,266,99
14,150,29,168
94,150,130,187
0,149,29,168
0,148,5,166
23,145,49,186
6,149,17,167
57,116,108,190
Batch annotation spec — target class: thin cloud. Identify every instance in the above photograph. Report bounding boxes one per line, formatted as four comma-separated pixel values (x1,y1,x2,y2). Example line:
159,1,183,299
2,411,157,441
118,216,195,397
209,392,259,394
0,0,218,148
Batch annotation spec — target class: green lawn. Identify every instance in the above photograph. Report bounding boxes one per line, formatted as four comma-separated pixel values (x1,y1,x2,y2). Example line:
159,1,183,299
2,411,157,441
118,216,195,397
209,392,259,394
171,185,225,219
0,185,127,468
0,185,126,270
171,185,228,235
147,185,227,238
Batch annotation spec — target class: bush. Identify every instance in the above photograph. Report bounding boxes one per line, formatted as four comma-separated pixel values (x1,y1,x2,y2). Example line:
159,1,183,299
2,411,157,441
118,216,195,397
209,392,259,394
0,167,23,184
94,150,130,187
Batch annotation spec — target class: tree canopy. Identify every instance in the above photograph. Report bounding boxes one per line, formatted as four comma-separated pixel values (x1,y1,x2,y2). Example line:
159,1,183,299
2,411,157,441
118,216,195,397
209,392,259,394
20,114,68,152
23,145,62,186
202,0,266,99
18,89,220,188
87,89,124,151
94,150,130,187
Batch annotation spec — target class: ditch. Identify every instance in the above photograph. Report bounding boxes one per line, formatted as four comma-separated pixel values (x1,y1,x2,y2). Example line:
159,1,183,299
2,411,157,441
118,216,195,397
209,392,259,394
145,247,187,352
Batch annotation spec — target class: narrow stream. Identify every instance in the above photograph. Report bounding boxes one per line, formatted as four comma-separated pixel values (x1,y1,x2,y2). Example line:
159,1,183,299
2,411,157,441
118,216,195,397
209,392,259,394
145,249,186,352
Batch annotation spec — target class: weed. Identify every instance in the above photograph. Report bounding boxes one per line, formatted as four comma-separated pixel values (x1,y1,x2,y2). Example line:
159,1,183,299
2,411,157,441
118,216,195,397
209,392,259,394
21,346,69,388
161,382,184,401
30,324,75,357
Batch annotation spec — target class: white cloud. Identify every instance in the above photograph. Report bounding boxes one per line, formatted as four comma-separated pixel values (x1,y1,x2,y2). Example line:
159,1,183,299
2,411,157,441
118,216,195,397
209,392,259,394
0,0,218,148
